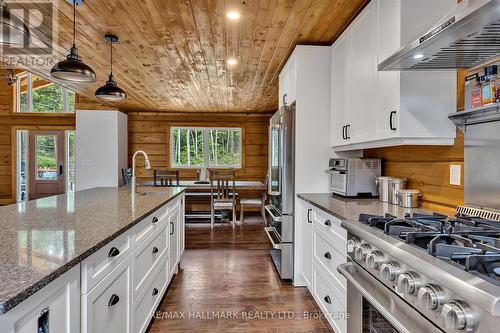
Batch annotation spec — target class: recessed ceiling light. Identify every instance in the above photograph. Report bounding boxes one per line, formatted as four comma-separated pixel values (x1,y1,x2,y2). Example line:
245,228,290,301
413,53,424,59
227,58,237,66
226,11,241,20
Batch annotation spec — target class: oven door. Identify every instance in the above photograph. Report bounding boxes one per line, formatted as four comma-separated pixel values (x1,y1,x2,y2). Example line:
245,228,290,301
328,170,347,196
338,260,444,333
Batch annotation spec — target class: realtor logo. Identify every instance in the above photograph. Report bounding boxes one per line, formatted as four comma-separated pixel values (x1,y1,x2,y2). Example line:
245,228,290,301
1,0,58,60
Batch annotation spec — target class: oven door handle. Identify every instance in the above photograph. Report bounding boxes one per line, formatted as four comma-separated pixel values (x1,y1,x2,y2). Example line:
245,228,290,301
264,227,282,250
265,205,283,222
337,262,411,333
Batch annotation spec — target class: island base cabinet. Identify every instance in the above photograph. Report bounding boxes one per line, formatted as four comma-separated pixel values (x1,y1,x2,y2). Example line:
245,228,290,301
133,257,169,333
0,266,80,333
82,255,132,333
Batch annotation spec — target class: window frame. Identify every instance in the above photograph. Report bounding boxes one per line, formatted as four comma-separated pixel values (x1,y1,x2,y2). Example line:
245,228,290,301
170,126,243,169
15,72,75,114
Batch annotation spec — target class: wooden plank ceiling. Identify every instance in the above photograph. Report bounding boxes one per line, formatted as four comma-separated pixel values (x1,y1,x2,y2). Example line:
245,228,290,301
8,0,367,113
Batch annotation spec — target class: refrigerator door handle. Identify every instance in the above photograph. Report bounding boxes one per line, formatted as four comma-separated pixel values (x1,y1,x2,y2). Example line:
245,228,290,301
264,227,282,249
265,205,283,222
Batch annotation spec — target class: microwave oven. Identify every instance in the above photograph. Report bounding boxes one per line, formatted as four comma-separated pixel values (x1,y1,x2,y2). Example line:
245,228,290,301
326,158,381,197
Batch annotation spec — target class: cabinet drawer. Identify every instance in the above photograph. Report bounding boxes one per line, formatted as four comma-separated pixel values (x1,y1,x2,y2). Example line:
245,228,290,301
132,204,169,248
81,229,132,294
313,209,347,243
82,255,132,333
133,221,168,301
133,258,169,333
313,228,347,290
313,262,347,333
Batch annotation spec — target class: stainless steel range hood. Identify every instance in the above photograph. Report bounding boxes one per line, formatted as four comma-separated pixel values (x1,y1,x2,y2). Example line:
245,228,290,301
379,0,500,71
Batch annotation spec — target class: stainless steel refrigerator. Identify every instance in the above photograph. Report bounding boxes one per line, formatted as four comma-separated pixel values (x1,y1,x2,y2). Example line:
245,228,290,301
265,105,295,280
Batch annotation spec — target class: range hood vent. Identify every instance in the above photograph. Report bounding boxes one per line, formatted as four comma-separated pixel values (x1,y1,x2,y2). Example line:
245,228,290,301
448,102,500,130
379,0,500,71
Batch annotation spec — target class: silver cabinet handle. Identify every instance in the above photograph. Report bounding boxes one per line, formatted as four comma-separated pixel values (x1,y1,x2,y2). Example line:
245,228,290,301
264,227,282,249
265,205,282,222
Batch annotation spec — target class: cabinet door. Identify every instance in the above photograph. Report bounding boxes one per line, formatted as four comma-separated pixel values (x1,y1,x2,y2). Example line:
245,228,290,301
82,256,132,333
376,0,401,139
347,2,377,143
296,200,313,289
286,53,297,105
330,32,350,147
168,208,180,279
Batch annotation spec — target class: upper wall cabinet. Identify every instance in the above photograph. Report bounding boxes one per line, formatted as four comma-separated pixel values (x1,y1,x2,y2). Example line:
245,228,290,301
279,52,297,108
330,0,458,151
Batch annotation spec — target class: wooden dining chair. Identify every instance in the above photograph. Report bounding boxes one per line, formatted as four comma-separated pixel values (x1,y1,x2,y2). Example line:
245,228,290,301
122,168,132,185
209,168,236,229
240,176,268,224
153,169,180,187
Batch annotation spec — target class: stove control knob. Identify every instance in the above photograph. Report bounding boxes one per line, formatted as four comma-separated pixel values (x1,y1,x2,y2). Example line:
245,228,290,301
354,243,371,260
441,301,475,331
397,272,421,295
417,285,444,310
380,261,400,281
346,237,361,253
365,251,385,269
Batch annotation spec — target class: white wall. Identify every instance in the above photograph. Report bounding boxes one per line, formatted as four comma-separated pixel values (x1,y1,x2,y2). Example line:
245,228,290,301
75,110,128,191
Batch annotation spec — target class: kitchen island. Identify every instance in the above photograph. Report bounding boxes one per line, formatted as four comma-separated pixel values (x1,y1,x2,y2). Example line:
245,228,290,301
0,186,186,333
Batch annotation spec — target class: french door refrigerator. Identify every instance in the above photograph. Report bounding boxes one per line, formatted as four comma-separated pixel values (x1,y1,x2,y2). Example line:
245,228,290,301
265,105,295,280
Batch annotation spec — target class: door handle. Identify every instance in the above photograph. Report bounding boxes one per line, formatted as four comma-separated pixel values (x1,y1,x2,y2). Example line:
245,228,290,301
342,125,346,140
170,221,175,235
282,93,288,106
346,125,351,139
307,209,313,223
390,111,397,131
152,216,159,223
59,165,63,175
324,295,332,304
324,220,331,226
152,288,159,296
152,247,159,254
324,252,332,260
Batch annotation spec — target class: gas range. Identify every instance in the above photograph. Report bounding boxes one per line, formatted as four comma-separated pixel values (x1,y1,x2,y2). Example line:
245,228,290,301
338,206,500,333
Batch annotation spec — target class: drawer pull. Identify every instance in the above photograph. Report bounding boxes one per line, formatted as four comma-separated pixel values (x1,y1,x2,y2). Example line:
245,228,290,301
324,252,332,260
170,221,175,235
152,247,159,254
324,220,331,226
152,288,159,296
324,295,332,304
108,294,120,307
152,217,159,223
108,247,120,258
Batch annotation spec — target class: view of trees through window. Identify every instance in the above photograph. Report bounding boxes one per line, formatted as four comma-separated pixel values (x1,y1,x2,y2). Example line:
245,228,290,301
17,73,75,113
172,128,241,168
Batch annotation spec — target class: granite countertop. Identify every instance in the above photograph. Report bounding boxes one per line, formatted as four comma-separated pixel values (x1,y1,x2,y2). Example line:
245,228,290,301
297,193,433,221
0,186,186,315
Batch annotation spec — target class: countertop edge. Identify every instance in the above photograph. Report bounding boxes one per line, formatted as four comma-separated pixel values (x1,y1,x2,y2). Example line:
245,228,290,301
297,193,348,221
0,187,187,315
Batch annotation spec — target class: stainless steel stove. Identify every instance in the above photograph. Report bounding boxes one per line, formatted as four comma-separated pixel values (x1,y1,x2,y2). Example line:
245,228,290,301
338,206,500,333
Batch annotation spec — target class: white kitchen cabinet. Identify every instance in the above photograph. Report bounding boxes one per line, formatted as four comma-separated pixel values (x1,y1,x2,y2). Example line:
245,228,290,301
0,267,80,333
82,255,132,333
295,200,314,289
330,0,457,151
279,52,297,107
168,206,180,279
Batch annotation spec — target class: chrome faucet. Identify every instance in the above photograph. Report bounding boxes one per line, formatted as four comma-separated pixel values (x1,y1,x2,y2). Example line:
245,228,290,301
131,150,151,194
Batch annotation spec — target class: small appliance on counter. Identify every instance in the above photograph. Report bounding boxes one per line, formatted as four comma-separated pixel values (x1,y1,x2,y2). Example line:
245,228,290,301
326,158,381,197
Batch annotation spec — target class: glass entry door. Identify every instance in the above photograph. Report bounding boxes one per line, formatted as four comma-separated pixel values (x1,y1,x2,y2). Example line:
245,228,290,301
29,131,65,200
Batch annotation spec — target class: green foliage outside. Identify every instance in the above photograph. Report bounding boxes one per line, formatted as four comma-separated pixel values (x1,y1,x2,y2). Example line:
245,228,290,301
19,78,75,113
173,129,241,167
36,135,57,170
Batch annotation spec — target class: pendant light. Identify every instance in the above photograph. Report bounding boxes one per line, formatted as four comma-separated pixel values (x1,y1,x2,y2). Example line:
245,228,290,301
0,0,30,46
95,34,127,102
50,0,96,83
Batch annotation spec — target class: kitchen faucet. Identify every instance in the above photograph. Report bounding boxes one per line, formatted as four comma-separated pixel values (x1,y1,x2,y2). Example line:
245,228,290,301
131,150,151,194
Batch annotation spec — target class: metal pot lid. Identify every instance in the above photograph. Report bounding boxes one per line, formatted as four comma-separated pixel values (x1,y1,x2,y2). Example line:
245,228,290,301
398,189,421,195
390,178,408,183
377,176,393,180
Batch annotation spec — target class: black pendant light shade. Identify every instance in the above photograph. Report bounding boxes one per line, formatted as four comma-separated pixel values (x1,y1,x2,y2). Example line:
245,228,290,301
50,0,96,83
95,34,127,102
0,0,31,46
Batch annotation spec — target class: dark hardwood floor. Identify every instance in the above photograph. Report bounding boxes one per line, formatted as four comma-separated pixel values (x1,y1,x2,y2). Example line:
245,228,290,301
147,216,333,333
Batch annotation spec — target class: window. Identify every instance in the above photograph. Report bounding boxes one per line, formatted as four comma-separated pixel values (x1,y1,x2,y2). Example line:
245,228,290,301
171,127,242,168
16,73,75,113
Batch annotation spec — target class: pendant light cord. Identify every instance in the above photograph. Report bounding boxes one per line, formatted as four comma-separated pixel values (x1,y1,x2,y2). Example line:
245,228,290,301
110,40,113,75
72,0,76,47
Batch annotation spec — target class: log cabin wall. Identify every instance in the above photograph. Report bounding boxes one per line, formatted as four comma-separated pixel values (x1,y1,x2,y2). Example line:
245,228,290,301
363,71,467,215
0,79,75,205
